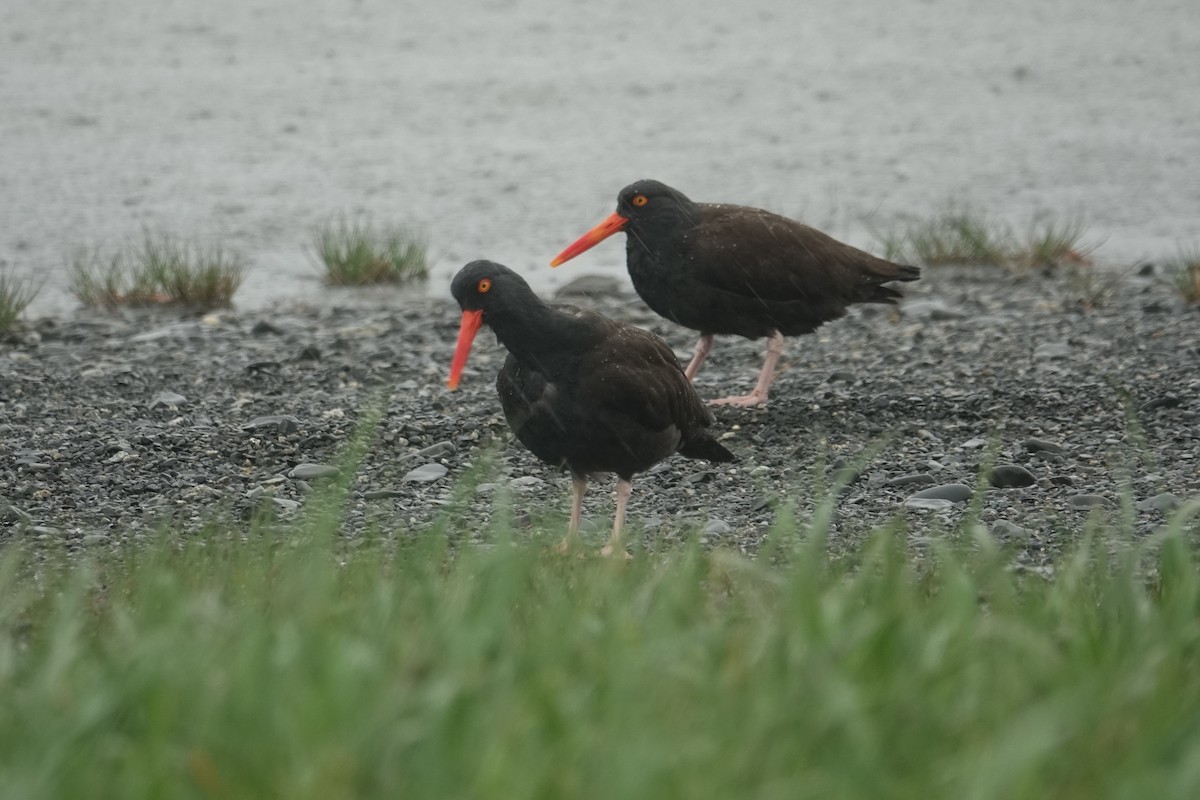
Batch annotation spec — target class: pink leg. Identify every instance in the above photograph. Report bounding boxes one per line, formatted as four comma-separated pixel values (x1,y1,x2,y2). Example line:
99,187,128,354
554,476,587,555
710,331,784,408
599,479,634,559
683,334,715,381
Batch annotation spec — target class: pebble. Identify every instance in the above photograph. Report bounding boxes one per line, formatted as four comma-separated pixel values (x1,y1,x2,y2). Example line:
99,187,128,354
1139,395,1182,413
1069,494,1109,510
990,520,1031,538
510,475,544,490
1033,342,1072,360
148,390,187,410
363,489,404,500
903,497,957,511
1023,438,1066,456
903,298,968,320
910,483,973,503
415,441,456,459
704,518,732,536
988,464,1036,489
403,463,449,483
251,320,283,335
1137,493,1181,514
242,414,302,433
289,463,340,480
554,274,625,299
885,472,935,488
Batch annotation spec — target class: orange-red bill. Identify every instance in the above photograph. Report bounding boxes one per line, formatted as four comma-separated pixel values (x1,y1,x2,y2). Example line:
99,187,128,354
447,309,484,390
549,212,629,267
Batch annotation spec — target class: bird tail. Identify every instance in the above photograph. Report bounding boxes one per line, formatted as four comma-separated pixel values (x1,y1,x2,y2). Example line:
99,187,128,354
889,264,921,282
680,433,736,464
862,263,921,304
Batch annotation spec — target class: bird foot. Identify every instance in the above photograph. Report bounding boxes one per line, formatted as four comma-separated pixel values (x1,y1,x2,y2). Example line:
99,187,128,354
553,538,585,558
599,544,633,560
709,393,768,408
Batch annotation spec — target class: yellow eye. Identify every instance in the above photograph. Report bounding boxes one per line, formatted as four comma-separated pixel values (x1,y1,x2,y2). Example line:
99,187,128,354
477,278,492,293
631,194,648,207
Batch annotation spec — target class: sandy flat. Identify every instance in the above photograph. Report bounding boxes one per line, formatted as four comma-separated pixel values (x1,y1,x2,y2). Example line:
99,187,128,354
3,0,1198,315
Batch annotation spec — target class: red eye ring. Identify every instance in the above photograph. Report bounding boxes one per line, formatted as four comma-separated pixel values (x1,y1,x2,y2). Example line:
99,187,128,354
477,278,492,293
631,194,648,207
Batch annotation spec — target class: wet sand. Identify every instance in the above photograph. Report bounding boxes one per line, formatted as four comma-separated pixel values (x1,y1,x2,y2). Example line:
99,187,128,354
3,0,1198,315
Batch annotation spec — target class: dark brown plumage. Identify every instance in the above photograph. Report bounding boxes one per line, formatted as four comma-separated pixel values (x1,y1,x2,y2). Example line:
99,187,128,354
448,260,733,557
551,179,920,406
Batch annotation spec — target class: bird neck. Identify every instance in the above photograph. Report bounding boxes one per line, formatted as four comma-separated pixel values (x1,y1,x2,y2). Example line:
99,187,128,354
487,298,593,366
626,199,699,262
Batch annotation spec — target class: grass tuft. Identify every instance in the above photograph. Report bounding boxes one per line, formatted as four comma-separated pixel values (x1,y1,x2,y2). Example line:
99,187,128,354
69,231,245,310
311,216,428,286
874,206,1011,266
874,207,1092,272
1016,215,1094,270
0,269,41,332
1168,246,1200,305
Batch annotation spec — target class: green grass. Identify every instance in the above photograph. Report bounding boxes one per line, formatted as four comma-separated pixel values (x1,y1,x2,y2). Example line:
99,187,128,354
0,269,40,332
4,472,1200,798
310,216,428,286
1168,247,1200,305
69,232,246,310
1017,215,1093,271
874,208,1092,271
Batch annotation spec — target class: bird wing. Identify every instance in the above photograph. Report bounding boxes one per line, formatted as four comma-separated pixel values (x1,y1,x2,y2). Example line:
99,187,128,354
578,319,712,435
683,203,903,303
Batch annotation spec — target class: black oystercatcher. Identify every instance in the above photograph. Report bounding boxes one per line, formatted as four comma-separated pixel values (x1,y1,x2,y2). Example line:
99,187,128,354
447,260,734,557
551,180,920,407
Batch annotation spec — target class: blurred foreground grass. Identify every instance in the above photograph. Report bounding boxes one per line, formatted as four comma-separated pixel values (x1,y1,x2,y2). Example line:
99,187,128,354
3,487,1200,799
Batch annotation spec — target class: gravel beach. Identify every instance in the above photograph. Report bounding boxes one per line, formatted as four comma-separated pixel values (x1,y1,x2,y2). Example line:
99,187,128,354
3,264,1197,563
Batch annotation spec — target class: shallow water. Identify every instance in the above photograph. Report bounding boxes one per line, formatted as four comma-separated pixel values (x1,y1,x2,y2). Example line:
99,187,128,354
3,0,1198,316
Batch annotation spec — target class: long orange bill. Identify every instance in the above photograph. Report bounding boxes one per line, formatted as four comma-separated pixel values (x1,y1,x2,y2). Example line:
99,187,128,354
447,309,484,390
549,212,629,267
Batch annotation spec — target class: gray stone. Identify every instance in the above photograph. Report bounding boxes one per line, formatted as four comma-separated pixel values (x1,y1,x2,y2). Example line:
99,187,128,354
250,320,283,335
1139,395,1182,413
1137,493,1182,513
910,483,973,502
704,518,732,536
289,463,340,480
148,390,187,410
903,497,957,511
1023,438,1066,456
989,464,1036,489
242,414,302,433
363,489,403,500
1069,494,1109,510
886,472,935,488
416,440,455,459
903,298,968,320
554,274,625,299
1034,342,1072,360
403,463,449,483
990,520,1030,538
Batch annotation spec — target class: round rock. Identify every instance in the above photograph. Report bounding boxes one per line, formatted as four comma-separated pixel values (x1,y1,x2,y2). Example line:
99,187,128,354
910,483,973,503
988,464,1037,489
289,464,341,480
403,463,449,483
1069,494,1109,510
